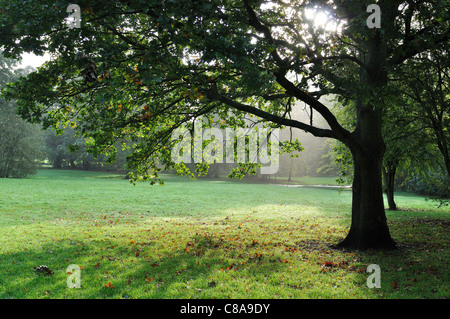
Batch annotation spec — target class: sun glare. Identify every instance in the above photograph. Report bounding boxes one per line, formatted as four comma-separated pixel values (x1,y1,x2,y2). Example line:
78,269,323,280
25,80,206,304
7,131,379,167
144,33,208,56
305,8,338,31
314,11,329,27
18,52,50,69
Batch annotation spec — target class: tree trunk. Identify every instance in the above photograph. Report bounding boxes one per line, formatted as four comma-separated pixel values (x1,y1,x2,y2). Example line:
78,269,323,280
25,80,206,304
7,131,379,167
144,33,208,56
333,24,398,250
54,155,62,169
335,102,396,250
436,139,450,179
288,157,293,182
336,144,396,249
70,158,77,169
383,161,397,211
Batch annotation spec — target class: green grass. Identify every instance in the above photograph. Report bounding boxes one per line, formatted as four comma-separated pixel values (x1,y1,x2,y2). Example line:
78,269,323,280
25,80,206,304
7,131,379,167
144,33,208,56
0,169,448,299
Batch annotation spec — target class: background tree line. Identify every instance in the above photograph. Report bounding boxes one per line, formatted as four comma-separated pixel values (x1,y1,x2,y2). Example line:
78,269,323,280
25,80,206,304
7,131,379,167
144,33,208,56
0,56,43,177
42,127,131,171
0,53,132,175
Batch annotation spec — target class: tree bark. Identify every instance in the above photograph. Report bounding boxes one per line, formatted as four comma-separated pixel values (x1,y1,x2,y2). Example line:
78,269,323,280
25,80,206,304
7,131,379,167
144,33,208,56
383,161,398,211
54,154,62,169
335,102,396,249
333,22,398,249
288,157,293,182
436,138,450,179
336,141,397,249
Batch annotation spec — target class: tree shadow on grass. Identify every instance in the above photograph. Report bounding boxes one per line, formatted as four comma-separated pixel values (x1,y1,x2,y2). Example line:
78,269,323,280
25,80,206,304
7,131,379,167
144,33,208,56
324,220,449,298
0,234,292,299
1,214,447,299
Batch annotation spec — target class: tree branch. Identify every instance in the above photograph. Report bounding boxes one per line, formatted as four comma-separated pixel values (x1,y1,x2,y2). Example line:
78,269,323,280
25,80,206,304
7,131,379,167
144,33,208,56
242,0,352,143
205,85,337,139
389,22,450,65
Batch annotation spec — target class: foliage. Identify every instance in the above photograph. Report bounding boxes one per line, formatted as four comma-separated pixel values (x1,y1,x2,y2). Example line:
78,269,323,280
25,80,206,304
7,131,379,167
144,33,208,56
0,54,42,178
43,126,132,171
0,0,447,183
391,47,450,198
316,98,354,185
324,49,450,200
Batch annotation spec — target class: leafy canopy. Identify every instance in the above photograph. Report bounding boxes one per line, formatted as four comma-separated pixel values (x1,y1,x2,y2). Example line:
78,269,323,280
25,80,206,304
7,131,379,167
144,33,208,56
1,0,448,182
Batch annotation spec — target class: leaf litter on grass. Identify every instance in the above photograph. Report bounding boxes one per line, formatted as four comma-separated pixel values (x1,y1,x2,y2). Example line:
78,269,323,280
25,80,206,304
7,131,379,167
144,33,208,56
1,171,448,298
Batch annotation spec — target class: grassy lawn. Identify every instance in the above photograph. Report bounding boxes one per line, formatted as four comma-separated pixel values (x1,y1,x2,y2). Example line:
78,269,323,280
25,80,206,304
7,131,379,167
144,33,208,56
0,169,448,299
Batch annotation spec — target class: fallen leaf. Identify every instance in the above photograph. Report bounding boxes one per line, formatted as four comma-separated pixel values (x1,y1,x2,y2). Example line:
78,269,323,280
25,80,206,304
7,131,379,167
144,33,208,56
104,282,115,288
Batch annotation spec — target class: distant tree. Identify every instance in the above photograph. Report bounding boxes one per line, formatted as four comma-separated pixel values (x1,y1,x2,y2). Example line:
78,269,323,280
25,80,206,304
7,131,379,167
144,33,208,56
396,47,449,181
43,127,77,168
380,45,449,205
0,54,42,178
380,96,430,210
44,126,132,171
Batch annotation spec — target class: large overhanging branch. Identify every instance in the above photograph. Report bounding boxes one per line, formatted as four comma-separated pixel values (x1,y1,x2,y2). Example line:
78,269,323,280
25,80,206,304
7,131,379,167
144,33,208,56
273,72,352,142
205,85,337,139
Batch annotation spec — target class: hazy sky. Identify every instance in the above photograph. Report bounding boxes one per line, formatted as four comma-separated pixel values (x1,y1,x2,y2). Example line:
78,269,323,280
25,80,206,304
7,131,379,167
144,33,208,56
18,52,50,69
